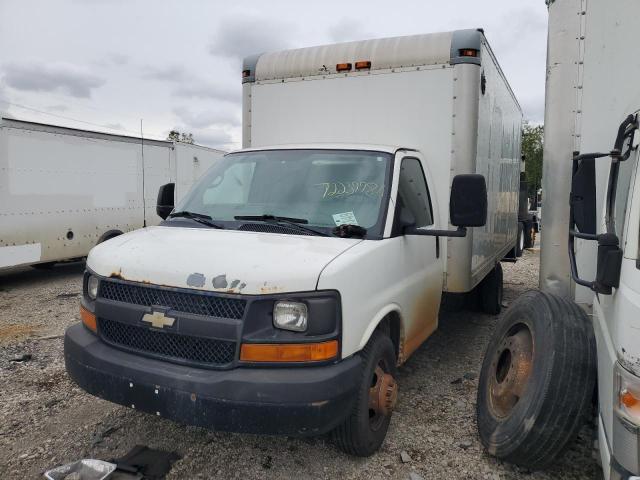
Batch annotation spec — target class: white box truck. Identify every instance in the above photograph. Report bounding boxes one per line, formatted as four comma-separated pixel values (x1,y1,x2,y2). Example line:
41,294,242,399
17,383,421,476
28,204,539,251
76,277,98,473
476,2,640,479
0,117,224,271
64,29,522,455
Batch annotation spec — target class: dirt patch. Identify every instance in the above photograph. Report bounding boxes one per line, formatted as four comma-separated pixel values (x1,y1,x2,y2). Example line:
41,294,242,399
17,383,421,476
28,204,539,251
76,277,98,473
0,323,42,343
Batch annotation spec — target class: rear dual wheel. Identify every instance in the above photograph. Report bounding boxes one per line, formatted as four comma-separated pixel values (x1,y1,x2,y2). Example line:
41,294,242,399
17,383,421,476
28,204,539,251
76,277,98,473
480,263,504,315
334,331,398,456
516,222,525,257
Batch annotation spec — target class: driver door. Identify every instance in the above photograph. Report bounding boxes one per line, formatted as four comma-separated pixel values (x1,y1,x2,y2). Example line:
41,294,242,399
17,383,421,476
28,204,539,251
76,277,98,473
394,154,444,358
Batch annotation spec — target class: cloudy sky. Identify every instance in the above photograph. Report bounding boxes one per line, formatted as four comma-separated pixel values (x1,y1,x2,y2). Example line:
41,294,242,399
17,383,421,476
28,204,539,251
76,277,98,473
0,0,548,150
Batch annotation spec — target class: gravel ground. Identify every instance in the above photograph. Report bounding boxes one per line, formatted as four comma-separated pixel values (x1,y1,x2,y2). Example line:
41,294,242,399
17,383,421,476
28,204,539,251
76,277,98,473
0,248,600,479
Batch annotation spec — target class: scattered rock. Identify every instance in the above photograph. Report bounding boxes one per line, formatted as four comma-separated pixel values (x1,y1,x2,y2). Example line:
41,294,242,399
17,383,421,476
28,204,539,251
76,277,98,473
400,450,412,463
459,440,473,450
10,353,32,363
55,292,79,299
450,377,463,384
463,372,477,380
408,472,424,480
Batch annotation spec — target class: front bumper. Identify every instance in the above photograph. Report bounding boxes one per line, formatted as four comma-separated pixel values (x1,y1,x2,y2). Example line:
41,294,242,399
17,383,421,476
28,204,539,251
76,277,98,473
64,323,361,436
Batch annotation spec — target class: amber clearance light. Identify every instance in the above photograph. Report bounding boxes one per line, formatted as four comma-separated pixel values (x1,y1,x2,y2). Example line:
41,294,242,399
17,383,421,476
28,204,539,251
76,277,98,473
355,60,372,70
240,340,338,362
80,305,97,333
459,48,479,58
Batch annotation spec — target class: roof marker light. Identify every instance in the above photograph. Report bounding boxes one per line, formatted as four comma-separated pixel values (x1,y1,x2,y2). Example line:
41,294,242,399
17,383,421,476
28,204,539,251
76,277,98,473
459,48,479,58
336,63,352,72
355,60,372,70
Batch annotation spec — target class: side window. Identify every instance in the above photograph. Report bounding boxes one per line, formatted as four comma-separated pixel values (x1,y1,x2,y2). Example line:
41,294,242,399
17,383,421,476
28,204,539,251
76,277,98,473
397,157,433,227
614,153,638,240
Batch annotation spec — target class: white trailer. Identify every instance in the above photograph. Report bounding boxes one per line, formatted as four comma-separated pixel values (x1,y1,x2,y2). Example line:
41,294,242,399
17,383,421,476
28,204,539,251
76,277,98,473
477,2,640,479
64,29,522,456
0,117,224,271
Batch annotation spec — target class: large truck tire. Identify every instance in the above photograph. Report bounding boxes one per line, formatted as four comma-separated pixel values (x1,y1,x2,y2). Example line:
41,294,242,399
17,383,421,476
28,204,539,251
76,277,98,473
523,221,536,249
476,290,597,470
516,222,524,257
480,263,503,315
333,331,398,456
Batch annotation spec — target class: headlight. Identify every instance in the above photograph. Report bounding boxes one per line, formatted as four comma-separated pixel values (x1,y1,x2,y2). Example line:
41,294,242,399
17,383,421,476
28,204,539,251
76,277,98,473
87,275,99,300
273,301,308,332
615,362,640,427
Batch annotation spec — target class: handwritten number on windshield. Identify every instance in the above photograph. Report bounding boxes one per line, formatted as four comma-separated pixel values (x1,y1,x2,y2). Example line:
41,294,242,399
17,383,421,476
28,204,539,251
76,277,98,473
316,182,383,198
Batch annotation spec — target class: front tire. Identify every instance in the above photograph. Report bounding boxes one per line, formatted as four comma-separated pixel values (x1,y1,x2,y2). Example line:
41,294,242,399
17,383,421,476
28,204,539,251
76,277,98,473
476,291,596,469
333,331,398,456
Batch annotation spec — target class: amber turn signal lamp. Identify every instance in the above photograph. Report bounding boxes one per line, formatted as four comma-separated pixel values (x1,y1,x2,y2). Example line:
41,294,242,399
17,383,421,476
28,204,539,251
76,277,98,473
80,305,97,333
621,389,639,408
459,48,479,57
240,340,339,362
336,63,352,72
355,60,372,70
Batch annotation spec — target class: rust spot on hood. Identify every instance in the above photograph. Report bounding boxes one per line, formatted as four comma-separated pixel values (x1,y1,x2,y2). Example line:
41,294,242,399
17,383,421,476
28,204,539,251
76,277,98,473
110,269,124,280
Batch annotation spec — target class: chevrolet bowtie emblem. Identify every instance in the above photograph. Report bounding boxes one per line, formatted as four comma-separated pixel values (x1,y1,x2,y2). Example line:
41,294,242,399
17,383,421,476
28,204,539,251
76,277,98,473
142,311,175,329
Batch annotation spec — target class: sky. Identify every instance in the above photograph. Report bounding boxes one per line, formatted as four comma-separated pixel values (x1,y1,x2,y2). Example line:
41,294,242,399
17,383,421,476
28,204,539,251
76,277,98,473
0,0,548,151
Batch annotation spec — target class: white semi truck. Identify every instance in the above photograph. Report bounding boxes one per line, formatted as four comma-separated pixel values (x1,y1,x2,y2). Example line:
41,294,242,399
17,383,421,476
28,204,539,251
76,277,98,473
64,29,522,455
0,117,224,271
477,1,640,479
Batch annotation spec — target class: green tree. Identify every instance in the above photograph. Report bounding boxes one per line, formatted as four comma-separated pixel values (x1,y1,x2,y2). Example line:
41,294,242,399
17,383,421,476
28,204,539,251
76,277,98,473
522,123,544,199
167,129,194,144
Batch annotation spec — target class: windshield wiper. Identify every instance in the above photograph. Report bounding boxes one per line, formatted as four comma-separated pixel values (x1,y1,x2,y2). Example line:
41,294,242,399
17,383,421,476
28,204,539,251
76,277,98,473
168,211,224,229
234,214,329,237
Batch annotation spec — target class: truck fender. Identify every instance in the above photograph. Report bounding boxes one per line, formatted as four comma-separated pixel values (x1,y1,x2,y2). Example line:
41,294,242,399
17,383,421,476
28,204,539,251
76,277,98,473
356,303,405,363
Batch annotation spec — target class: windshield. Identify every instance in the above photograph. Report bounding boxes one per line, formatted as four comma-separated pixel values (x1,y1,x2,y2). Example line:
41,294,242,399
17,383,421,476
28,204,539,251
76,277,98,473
173,149,392,237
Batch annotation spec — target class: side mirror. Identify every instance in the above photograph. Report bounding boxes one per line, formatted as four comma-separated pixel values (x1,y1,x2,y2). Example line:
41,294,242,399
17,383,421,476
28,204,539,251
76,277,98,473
156,182,175,220
570,158,597,235
594,233,623,294
450,174,487,227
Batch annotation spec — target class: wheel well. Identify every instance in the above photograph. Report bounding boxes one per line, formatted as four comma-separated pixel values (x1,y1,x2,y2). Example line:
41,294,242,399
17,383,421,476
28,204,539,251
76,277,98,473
97,229,123,245
375,312,401,361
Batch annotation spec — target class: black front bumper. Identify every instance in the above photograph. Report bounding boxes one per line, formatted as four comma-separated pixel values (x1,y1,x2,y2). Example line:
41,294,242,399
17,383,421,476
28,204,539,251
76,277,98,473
65,324,361,436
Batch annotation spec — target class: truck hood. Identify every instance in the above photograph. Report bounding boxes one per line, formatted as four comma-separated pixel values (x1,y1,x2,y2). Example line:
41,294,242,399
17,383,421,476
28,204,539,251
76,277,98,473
87,226,361,295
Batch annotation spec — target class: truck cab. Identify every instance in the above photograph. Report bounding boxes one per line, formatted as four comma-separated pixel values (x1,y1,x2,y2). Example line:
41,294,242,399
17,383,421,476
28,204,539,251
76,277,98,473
590,118,640,479
65,144,487,455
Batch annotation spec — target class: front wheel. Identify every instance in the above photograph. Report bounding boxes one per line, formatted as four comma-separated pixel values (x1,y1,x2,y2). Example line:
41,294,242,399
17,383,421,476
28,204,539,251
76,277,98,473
333,331,398,456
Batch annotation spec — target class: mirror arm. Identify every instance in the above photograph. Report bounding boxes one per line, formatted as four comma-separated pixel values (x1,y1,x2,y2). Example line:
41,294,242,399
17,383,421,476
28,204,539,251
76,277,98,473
568,231,597,290
405,226,467,237
569,229,598,241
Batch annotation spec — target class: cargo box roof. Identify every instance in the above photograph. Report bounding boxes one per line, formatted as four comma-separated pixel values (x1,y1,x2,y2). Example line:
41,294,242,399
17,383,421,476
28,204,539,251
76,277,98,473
243,29,483,83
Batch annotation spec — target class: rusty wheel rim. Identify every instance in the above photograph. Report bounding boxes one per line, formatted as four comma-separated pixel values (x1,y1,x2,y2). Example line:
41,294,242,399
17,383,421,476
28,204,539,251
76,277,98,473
368,361,398,431
488,323,533,418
